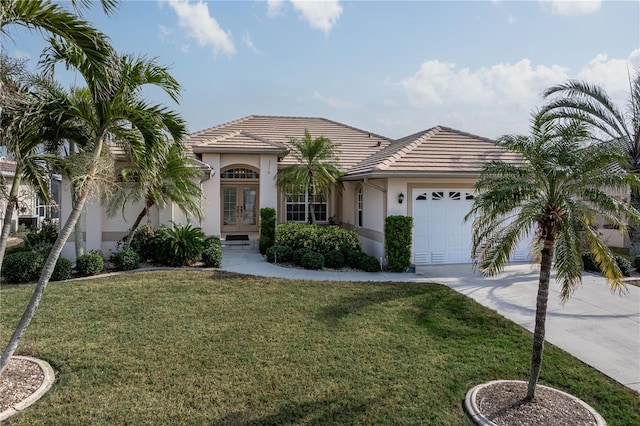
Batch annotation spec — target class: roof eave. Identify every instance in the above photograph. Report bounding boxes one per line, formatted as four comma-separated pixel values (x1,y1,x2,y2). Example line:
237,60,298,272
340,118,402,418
341,171,482,180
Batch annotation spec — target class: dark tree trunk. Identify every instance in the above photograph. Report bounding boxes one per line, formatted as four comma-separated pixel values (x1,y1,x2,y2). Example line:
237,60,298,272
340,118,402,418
124,199,155,246
527,234,555,401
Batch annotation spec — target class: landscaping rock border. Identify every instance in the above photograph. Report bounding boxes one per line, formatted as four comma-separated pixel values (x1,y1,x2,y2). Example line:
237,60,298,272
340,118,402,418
0,356,56,422
464,380,607,426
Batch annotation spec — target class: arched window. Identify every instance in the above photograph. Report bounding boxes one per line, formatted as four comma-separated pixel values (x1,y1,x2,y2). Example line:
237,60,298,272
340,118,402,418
356,184,363,227
220,166,259,179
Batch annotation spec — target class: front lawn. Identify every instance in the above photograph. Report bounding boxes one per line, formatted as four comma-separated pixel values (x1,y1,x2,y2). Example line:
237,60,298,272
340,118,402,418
1,271,638,424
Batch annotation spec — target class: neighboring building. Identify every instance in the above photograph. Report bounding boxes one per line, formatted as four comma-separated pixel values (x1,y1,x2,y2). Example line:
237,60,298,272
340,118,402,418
59,116,626,265
0,157,60,232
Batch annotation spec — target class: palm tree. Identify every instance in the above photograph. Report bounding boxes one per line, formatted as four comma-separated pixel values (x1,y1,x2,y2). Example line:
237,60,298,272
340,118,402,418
541,71,640,257
0,56,56,277
465,111,640,401
0,0,116,270
0,48,186,376
275,129,343,224
106,141,204,244
0,0,114,75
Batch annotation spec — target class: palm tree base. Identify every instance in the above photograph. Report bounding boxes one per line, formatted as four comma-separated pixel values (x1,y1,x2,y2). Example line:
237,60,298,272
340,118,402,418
464,380,606,425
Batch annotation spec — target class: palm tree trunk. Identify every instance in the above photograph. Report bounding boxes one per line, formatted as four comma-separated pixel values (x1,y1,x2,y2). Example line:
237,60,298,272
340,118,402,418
124,201,155,246
0,170,22,278
527,235,555,400
629,189,640,260
0,187,90,375
70,186,84,258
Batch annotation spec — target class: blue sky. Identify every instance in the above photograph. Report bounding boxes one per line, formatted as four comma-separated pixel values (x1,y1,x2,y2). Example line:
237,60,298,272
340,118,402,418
5,0,639,139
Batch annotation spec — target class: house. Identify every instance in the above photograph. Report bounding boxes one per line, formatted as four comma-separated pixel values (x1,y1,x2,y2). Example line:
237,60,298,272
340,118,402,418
0,157,61,233
59,115,628,265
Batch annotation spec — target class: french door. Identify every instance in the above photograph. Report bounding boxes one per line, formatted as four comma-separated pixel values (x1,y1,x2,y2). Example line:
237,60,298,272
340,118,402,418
221,184,259,233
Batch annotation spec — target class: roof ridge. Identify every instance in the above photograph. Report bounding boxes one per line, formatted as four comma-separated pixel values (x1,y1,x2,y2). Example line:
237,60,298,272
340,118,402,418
435,125,497,144
373,126,441,171
189,115,254,137
240,130,288,150
317,117,392,142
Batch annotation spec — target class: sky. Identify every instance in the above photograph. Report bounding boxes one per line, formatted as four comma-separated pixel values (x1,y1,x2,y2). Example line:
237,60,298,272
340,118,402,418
4,0,640,140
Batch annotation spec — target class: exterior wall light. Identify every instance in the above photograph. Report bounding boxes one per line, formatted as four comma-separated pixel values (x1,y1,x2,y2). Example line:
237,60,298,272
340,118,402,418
398,193,405,204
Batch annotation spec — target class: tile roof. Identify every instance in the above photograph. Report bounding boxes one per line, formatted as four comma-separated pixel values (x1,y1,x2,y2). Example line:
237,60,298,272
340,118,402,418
0,158,17,175
345,126,521,178
186,115,392,170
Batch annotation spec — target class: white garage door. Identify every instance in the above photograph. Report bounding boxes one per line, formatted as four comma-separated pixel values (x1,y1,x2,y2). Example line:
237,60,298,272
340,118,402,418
412,189,474,264
412,188,533,265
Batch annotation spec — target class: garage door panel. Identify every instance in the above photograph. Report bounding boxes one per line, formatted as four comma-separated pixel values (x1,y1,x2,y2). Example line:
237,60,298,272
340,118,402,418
412,188,533,265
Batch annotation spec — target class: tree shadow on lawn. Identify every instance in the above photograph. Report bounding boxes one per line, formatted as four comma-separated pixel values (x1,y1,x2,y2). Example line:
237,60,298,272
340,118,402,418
315,282,434,326
213,396,381,425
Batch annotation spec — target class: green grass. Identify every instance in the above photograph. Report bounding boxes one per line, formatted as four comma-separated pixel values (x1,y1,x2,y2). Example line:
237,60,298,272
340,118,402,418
1,271,638,425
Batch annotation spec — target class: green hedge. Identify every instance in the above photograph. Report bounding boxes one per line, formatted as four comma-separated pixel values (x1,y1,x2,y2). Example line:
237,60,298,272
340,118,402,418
76,253,104,277
202,237,223,268
275,223,361,254
259,208,276,255
2,251,45,283
111,249,141,271
385,215,413,272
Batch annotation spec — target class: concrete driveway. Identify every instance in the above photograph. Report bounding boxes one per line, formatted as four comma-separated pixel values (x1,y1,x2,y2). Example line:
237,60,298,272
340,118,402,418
417,263,640,393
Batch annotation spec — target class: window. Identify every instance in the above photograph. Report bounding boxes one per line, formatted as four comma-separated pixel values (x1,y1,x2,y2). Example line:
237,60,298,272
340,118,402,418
285,188,327,222
356,185,363,227
221,167,259,179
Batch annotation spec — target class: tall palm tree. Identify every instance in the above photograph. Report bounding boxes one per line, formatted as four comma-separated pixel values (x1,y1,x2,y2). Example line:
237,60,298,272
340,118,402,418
106,141,204,243
0,56,56,277
0,0,116,270
465,111,640,401
275,129,343,224
0,48,186,376
541,71,640,257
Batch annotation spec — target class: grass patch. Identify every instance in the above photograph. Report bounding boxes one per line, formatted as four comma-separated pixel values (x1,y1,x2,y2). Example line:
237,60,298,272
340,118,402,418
1,271,638,424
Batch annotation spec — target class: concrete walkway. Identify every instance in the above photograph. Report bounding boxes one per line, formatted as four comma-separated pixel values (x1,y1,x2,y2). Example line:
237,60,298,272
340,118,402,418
220,245,640,393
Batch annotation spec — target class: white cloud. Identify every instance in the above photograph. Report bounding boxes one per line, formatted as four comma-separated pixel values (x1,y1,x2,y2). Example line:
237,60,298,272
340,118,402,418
11,50,31,60
312,92,360,109
576,49,640,104
399,59,567,108
267,0,285,18
265,1,343,34
383,99,396,106
244,32,260,54
165,0,235,56
543,0,601,15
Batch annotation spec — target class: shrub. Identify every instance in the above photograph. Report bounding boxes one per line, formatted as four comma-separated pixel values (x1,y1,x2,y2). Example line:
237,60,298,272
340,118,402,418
51,258,73,281
315,226,361,254
30,242,53,258
153,223,205,266
633,255,640,271
385,215,413,272
1,251,44,283
6,244,30,256
266,245,294,264
276,223,319,251
259,237,274,256
359,254,381,272
275,222,361,255
615,255,632,277
293,248,315,266
130,225,157,261
76,253,104,277
346,250,366,269
202,237,223,268
324,250,345,269
582,253,599,272
300,251,324,270
259,208,276,255
24,219,58,247
111,249,141,271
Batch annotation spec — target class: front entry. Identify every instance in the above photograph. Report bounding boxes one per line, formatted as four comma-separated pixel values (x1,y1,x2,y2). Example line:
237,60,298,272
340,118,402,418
221,184,259,233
